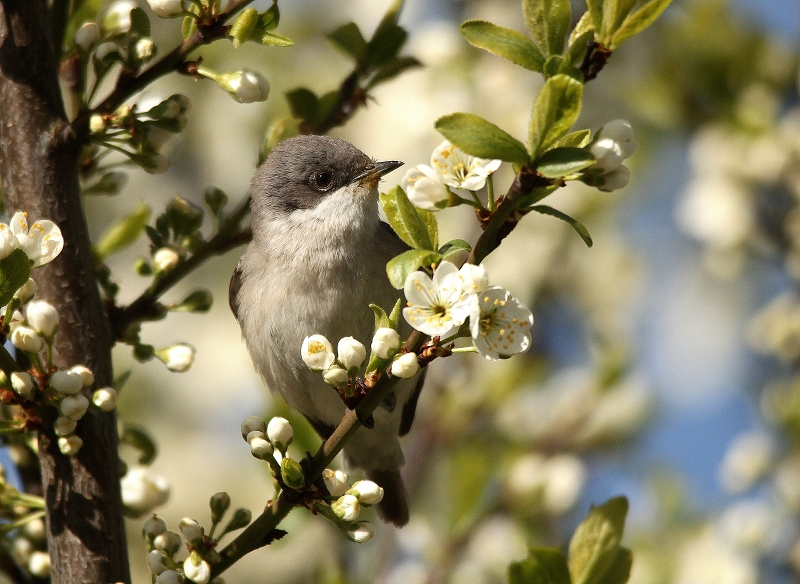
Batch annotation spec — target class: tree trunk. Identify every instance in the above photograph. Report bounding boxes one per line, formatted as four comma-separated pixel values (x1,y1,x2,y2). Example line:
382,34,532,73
0,1,130,582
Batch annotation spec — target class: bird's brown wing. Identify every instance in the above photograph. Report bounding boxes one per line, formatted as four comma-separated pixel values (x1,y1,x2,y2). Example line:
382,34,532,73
229,260,243,321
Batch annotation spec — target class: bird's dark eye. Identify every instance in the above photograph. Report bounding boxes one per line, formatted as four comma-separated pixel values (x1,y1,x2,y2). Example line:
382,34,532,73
310,172,334,191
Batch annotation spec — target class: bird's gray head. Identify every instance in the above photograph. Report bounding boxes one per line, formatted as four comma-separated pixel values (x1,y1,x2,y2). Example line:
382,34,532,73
249,136,402,239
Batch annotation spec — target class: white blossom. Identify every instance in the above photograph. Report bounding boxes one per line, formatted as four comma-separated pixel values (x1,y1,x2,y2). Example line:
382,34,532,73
344,522,375,543
156,343,195,372
50,370,83,396
70,364,95,388
323,365,349,387
11,326,43,353
586,120,637,192
322,468,349,497
458,263,489,295
266,417,293,451
25,300,58,337
154,530,182,555
28,551,51,578
54,416,77,437
391,352,419,379
429,140,502,191
178,518,204,545
153,247,179,272
147,550,169,575
719,430,776,493
0,224,17,260
60,394,90,421
155,570,184,584
147,0,185,18
92,387,117,411
598,165,631,192
58,434,83,456
301,334,335,371
249,435,273,459
332,494,361,522
183,552,211,584
217,70,270,104
371,327,401,359
9,212,64,267
240,415,266,440
403,261,474,336
337,336,366,370
469,287,533,360
121,468,170,516
349,480,384,506
401,167,450,211
22,518,46,543
10,372,34,399
14,278,37,303
74,22,101,51
103,1,137,34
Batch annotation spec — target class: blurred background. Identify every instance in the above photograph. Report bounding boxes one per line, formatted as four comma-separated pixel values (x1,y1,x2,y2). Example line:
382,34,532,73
35,0,800,581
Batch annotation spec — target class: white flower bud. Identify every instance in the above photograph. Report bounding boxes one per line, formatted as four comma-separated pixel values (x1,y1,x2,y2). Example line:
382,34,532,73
11,326,43,353
28,550,51,578
147,550,169,575
50,370,83,396
27,299,60,340
92,387,117,411
155,570,184,584
178,518,204,545
89,114,106,134
11,536,32,566
154,530,182,555
344,521,375,543
323,364,349,387
598,165,631,192
143,515,168,539
156,343,195,372
70,365,95,388
135,38,155,61
60,394,90,421
218,70,270,104
10,372,34,399
589,137,624,174
371,327,401,359
598,119,637,158
348,480,384,506
122,468,170,516
14,278,37,303
301,334,335,371
391,352,419,379
183,552,211,584
103,1,136,34
22,518,46,543
147,0,184,18
332,494,361,522
322,468,349,497
266,417,293,451
54,416,78,437
337,337,366,370
58,434,83,456
240,415,266,440
153,247,180,272
75,22,101,51
249,435,273,460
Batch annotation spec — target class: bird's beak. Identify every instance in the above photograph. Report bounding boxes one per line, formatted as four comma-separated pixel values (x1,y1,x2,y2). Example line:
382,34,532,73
350,160,404,185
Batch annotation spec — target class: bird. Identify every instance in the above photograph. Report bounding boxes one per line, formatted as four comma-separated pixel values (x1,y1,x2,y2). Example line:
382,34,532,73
229,134,422,526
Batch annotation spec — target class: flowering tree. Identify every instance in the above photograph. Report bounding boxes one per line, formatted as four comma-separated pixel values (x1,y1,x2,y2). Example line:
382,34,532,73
0,0,677,582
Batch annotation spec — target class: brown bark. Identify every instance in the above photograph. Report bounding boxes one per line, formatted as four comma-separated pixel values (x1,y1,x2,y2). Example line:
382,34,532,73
0,1,130,582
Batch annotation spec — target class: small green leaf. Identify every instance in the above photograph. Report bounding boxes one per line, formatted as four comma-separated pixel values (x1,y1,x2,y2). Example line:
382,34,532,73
418,207,439,251
386,249,441,289
568,497,629,584
509,548,571,584
328,22,368,63
528,74,583,158
257,1,280,31
586,0,604,36
535,147,595,178
523,0,571,57
388,298,401,329
121,426,158,465
436,113,529,164
315,90,341,125
553,129,591,148
129,7,151,37
258,31,293,46
0,250,31,309
113,369,132,391
285,88,319,122
230,7,258,48
439,239,472,262
568,10,595,46
171,289,213,313
369,0,404,47
606,0,639,36
365,24,407,68
565,28,594,68
380,186,434,250
595,548,633,584
366,56,422,90
530,205,593,247
182,14,198,41
370,303,391,331
204,187,228,218
95,203,151,260
460,20,544,72
611,0,674,47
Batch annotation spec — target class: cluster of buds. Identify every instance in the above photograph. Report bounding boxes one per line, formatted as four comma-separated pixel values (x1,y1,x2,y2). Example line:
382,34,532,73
240,416,307,489
582,119,638,192
322,469,383,543
0,463,50,578
143,494,250,583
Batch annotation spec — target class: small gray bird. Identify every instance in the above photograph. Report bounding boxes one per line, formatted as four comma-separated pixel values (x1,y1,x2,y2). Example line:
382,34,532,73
230,135,422,526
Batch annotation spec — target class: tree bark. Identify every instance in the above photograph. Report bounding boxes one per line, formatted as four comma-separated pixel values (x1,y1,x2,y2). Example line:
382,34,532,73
0,1,130,582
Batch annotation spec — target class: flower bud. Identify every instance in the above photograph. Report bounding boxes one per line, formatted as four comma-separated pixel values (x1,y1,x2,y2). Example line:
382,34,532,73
371,328,401,359
143,514,168,542
11,372,34,399
70,365,95,388
598,165,631,192
75,22,101,51
154,530,182,556
344,521,375,543
148,0,184,18
589,138,624,174
210,492,231,523
225,508,252,533
217,70,270,104
229,7,257,48
122,468,170,516
183,552,211,584
323,365,349,387
50,370,83,395
391,352,419,379
322,468,349,497
155,570,184,584
147,550,169,575
249,435,273,460
103,1,135,34
599,119,634,145
135,38,155,61
281,457,305,490
338,337,366,370
14,278,37,303
153,247,180,272
11,326,43,353
301,334,335,371
155,343,195,372
266,417,293,451
54,416,77,437
22,518,46,543
28,551,51,578
58,434,83,456
240,415,266,440
178,518,204,546
60,394,90,421
92,387,117,411
348,480,384,506
332,494,361,523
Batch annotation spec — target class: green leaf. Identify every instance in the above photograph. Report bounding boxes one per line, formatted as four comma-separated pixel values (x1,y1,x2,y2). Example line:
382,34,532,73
460,21,544,72
595,548,633,584
568,497,629,584
568,10,595,46
439,239,472,262
182,15,198,41
604,0,638,37
388,298,401,329
366,56,422,90
370,303,391,330
258,31,293,46
129,7,151,37
565,28,595,67
523,0,572,57
586,0,604,35
380,186,434,250
328,22,368,63
418,207,439,251
204,187,228,218
553,129,591,148
121,426,157,465
285,88,319,122
530,205,593,247
436,113,529,164
528,74,583,158
370,0,404,46
257,1,280,31
315,90,341,124
230,7,258,48
611,0,674,47
386,249,441,289
0,250,31,309
509,548,571,584
535,147,595,178
95,203,151,260
365,24,407,68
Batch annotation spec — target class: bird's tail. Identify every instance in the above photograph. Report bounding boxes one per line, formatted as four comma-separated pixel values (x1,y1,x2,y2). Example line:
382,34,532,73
367,469,409,527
